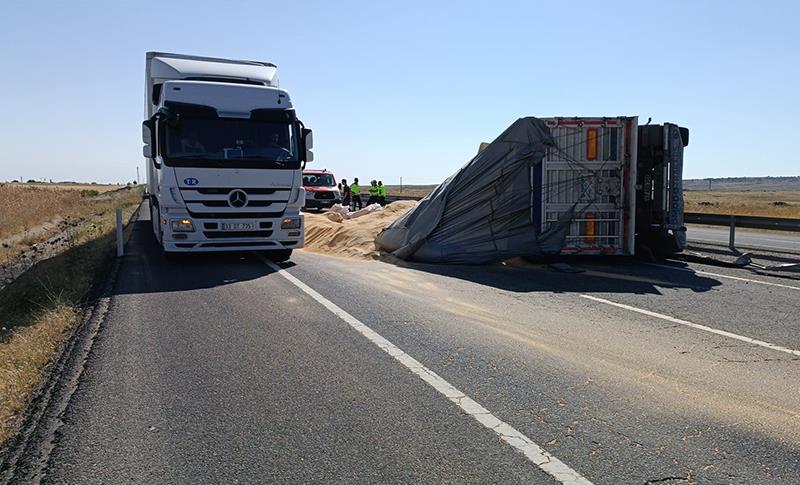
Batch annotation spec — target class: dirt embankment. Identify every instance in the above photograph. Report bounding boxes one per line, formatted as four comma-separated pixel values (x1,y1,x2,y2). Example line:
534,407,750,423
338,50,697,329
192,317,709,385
302,201,415,260
0,220,78,292
0,187,141,446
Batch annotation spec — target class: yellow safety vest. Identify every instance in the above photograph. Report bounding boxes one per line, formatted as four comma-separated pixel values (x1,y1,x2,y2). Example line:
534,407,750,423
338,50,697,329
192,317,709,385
350,183,360,195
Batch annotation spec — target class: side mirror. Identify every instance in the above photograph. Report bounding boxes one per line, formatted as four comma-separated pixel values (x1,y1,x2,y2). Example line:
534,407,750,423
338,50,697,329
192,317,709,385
679,127,689,147
301,127,314,163
302,128,313,150
142,120,156,156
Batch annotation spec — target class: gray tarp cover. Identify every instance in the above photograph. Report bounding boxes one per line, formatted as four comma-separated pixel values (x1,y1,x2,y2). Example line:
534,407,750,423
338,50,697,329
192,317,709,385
375,117,574,264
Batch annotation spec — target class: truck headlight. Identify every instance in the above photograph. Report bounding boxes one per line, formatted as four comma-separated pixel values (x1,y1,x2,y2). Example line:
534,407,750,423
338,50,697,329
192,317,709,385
281,217,301,229
170,218,195,232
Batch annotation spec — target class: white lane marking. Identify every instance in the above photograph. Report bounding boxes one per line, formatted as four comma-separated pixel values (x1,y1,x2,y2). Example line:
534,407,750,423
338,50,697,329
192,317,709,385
580,295,800,358
260,257,592,485
646,263,800,291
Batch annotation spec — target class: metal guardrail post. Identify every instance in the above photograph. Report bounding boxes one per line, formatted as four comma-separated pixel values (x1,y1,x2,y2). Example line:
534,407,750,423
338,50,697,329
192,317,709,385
116,208,124,257
729,215,736,250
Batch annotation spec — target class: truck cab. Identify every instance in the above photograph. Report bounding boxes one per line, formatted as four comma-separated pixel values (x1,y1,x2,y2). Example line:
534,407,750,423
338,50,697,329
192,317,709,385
142,52,313,261
302,169,340,210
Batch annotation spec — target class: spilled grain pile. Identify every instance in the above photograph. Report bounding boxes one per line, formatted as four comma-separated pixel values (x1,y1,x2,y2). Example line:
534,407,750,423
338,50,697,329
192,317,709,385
303,201,416,260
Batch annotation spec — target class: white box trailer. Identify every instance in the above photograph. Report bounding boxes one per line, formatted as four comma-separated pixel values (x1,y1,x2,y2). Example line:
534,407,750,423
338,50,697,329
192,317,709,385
540,117,638,255
142,52,314,261
540,117,688,257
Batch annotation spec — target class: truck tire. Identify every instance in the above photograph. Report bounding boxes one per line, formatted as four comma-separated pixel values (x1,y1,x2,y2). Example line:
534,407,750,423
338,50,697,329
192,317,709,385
265,249,292,263
151,203,161,244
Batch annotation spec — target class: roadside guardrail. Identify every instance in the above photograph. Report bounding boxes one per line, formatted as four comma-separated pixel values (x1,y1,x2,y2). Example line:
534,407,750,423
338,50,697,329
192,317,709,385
684,212,800,250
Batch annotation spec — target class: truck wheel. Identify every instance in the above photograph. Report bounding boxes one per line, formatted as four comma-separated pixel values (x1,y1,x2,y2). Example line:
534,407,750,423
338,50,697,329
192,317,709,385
265,249,292,263
151,204,161,244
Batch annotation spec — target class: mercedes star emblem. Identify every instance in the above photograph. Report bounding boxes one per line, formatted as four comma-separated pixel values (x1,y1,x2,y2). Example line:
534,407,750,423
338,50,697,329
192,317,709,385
228,189,248,208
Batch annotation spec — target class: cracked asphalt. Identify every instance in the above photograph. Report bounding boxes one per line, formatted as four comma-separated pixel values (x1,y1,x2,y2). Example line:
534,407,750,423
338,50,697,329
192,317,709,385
30,207,800,484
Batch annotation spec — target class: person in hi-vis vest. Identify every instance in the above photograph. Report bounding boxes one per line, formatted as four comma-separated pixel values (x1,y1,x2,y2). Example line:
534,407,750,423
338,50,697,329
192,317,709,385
350,178,362,210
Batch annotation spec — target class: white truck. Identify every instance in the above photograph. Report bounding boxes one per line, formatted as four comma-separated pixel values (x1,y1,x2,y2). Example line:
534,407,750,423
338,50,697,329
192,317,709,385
142,52,313,261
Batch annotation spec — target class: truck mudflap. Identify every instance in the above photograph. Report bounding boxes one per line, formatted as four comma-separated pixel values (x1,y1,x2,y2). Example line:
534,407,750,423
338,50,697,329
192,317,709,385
666,123,687,251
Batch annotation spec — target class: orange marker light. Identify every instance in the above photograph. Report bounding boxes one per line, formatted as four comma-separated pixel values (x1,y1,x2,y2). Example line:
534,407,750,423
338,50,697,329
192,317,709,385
585,212,596,245
587,128,598,161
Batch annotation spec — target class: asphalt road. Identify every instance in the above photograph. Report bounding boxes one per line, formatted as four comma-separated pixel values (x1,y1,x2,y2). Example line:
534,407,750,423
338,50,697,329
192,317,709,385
15,206,800,484
688,224,800,253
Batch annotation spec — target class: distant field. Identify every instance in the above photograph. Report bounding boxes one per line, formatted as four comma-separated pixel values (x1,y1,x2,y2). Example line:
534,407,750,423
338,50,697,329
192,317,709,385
386,185,436,198
684,176,800,192
684,190,800,218
5,182,125,193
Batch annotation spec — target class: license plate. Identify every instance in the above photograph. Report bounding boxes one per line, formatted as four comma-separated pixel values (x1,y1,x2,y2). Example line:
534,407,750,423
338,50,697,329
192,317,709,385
220,222,254,231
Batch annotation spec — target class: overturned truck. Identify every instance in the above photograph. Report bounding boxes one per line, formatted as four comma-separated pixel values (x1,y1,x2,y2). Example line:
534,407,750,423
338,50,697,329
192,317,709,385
376,116,689,264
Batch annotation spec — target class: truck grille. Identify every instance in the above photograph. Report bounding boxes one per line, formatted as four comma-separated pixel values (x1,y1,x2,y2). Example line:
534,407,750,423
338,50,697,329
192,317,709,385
188,210,284,219
193,187,280,195
199,200,275,207
180,187,292,219
315,191,335,200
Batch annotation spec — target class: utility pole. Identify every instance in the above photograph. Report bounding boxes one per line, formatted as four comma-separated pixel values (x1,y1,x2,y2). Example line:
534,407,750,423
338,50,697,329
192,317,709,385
136,166,140,185
400,176,403,194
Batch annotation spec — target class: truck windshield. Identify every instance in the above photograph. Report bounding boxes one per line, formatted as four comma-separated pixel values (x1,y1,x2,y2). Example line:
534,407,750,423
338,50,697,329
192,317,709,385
164,118,299,168
303,174,336,187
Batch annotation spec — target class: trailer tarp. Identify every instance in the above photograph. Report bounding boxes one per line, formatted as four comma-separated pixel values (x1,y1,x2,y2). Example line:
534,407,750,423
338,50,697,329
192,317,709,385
375,117,574,264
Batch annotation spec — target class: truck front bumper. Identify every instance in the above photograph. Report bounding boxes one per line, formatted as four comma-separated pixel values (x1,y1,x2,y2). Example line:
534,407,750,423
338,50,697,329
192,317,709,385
160,214,304,253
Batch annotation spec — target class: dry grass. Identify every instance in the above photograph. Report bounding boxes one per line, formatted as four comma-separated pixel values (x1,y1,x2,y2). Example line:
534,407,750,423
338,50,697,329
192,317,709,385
0,185,140,264
7,182,125,193
0,189,140,445
0,182,127,239
0,185,84,239
684,191,800,219
0,305,76,444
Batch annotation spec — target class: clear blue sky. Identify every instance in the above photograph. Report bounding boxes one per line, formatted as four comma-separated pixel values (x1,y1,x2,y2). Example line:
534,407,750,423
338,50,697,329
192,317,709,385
1,0,798,184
